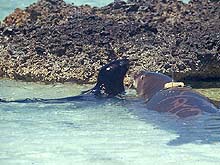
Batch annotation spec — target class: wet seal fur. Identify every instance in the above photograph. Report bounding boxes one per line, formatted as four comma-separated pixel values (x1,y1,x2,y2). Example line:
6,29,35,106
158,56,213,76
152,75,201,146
0,59,129,103
134,71,220,118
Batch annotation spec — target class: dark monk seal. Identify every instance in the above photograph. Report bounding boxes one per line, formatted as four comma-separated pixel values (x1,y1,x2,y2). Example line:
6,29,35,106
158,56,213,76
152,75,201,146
0,59,129,103
134,71,219,118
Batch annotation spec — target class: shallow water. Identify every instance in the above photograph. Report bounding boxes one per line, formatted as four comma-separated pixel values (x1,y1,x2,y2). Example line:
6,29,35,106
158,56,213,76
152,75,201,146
0,0,190,21
0,0,218,164
1,79,220,165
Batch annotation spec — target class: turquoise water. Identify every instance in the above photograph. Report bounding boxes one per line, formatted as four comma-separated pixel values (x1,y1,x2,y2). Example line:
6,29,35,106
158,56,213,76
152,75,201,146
1,79,220,164
0,0,190,21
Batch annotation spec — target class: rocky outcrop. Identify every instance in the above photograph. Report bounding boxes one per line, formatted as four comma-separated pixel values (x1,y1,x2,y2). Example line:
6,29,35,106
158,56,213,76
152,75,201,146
0,0,219,85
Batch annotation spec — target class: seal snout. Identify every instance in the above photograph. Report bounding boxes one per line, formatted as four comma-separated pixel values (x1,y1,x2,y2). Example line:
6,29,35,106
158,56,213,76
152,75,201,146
133,70,145,80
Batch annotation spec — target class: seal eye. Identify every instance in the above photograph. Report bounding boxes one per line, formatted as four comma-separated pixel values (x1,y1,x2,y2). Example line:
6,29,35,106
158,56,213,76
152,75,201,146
140,75,144,80
106,67,111,71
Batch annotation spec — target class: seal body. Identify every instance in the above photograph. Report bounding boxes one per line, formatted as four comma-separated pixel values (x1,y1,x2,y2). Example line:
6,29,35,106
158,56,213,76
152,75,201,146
145,87,218,118
0,59,129,103
134,71,219,118
92,58,129,97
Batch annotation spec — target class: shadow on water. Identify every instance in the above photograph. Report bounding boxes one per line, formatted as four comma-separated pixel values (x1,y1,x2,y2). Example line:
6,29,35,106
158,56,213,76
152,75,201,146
127,99,220,146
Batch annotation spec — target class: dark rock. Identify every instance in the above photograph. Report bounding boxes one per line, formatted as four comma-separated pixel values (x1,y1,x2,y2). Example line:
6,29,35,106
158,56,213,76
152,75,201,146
3,28,16,36
0,0,219,85
53,48,66,56
108,1,126,10
28,10,41,21
35,46,45,55
125,3,139,12
0,67,3,77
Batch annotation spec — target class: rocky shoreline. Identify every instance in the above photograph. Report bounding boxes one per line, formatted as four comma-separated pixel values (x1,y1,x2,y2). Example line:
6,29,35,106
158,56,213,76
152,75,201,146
0,0,219,85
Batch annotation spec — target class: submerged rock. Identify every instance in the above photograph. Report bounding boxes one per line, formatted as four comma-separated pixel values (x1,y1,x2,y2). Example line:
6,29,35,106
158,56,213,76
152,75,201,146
0,0,219,84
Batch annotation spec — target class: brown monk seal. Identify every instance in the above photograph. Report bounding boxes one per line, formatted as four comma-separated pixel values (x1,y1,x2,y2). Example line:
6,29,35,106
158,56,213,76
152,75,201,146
0,59,129,103
134,71,219,118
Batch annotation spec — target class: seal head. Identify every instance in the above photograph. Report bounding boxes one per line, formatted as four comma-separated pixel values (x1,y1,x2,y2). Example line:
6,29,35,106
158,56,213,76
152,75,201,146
134,71,172,100
85,59,129,97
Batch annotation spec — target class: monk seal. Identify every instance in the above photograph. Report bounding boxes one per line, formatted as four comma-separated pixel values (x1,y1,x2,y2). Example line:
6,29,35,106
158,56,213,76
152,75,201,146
0,59,129,103
134,71,219,118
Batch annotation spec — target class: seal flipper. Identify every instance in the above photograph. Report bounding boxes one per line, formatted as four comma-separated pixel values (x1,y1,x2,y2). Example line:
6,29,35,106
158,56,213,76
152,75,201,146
0,95,86,104
0,98,45,103
0,98,7,102
80,84,101,95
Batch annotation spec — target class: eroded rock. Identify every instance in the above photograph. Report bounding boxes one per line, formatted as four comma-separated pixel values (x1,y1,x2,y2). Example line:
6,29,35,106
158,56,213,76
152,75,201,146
0,0,219,85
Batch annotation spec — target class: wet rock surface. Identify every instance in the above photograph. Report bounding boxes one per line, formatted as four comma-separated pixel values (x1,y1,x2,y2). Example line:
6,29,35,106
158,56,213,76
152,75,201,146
0,0,219,85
